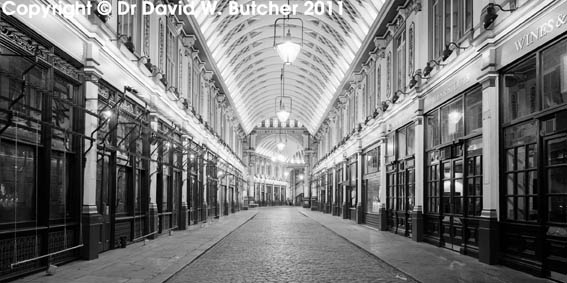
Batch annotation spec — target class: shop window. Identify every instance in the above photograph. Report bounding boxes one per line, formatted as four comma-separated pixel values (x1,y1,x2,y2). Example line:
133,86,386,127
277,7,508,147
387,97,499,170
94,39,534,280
502,57,538,123
503,121,538,222
465,88,482,135
365,147,380,175
426,151,440,213
546,137,567,223
50,151,71,219
116,164,131,214
440,98,464,144
465,138,483,216
96,155,110,215
542,40,567,109
0,141,36,223
385,133,395,164
426,110,440,149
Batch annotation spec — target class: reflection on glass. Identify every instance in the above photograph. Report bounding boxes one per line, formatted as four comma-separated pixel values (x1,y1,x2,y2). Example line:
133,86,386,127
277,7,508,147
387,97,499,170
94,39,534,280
502,57,538,123
507,197,515,220
527,144,536,169
507,148,515,171
548,196,567,223
507,174,514,195
517,172,525,195
548,168,567,194
542,40,567,109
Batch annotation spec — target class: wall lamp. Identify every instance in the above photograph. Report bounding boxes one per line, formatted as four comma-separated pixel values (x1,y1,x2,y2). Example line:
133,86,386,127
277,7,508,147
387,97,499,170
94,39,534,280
423,60,443,77
380,90,406,112
167,86,177,93
484,3,517,30
409,69,425,89
149,70,163,80
111,34,135,53
442,42,468,61
132,55,149,63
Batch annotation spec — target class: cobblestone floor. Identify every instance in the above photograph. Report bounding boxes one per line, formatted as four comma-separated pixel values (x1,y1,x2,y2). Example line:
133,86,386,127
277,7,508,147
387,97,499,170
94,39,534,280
167,207,416,283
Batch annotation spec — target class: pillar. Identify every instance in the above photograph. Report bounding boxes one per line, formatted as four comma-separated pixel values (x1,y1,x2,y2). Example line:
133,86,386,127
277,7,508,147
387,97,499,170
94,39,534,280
342,158,348,219
148,113,159,238
478,73,500,265
378,133,388,230
81,66,102,260
412,114,425,242
356,151,364,224
178,135,190,230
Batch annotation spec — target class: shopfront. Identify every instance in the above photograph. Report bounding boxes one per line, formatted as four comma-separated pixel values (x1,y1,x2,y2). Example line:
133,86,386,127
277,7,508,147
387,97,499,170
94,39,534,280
423,86,483,257
385,123,415,237
498,35,567,280
346,155,357,221
0,16,85,280
363,144,381,229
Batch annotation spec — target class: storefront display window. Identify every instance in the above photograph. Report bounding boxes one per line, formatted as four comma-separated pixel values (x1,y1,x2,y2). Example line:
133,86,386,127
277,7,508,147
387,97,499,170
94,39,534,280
440,98,464,144
364,147,381,214
502,57,538,123
0,141,36,223
542,40,567,109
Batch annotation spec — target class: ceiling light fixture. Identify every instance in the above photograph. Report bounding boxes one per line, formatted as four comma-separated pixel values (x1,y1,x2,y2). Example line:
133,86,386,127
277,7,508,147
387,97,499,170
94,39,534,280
273,1,303,64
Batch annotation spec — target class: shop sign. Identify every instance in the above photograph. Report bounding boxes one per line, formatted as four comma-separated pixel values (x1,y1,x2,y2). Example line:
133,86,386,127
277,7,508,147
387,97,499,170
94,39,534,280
500,1,567,67
423,59,482,112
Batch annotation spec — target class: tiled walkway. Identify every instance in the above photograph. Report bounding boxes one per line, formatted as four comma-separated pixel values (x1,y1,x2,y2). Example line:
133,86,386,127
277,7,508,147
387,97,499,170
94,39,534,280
15,211,257,283
300,208,553,283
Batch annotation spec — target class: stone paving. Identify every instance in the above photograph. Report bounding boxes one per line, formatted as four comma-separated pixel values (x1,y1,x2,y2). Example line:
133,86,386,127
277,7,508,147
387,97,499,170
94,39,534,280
168,207,417,283
14,211,257,283
299,208,554,283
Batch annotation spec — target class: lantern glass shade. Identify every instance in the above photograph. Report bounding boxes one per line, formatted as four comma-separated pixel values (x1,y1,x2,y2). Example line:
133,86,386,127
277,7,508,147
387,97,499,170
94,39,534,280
277,108,290,123
276,40,301,64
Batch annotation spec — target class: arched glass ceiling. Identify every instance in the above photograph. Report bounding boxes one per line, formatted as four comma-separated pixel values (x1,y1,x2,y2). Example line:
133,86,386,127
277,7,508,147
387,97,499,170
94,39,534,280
192,0,384,134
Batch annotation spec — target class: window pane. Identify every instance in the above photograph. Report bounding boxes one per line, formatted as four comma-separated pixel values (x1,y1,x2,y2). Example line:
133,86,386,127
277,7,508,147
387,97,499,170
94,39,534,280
548,196,567,223
465,89,482,135
517,197,526,221
407,124,415,156
441,98,464,144
548,168,567,194
517,172,525,195
527,144,536,169
507,173,514,195
542,39,567,109
517,146,526,171
117,165,129,214
502,57,538,123
507,197,515,220
366,177,381,213
50,151,70,219
0,142,36,223
426,111,440,149
398,128,407,158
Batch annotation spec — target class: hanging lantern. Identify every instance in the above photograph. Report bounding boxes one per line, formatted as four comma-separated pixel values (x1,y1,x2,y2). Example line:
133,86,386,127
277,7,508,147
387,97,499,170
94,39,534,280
275,96,292,123
273,15,303,64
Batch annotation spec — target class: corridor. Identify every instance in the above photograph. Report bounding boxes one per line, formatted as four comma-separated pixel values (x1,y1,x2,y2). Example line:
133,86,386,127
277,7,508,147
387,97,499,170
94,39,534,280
168,207,414,283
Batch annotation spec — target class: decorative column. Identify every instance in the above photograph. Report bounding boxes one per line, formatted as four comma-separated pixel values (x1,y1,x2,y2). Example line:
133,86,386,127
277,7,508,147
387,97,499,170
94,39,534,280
479,70,500,265
342,157,348,219
179,135,190,230
148,113,160,238
356,150,364,224
332,166,337,215
81,56,102,260
412,112,425,242
378,131,388,230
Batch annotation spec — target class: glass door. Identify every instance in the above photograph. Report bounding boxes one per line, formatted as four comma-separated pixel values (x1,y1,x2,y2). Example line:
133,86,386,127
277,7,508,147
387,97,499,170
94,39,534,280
544,135,567,281
441,159,464,251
